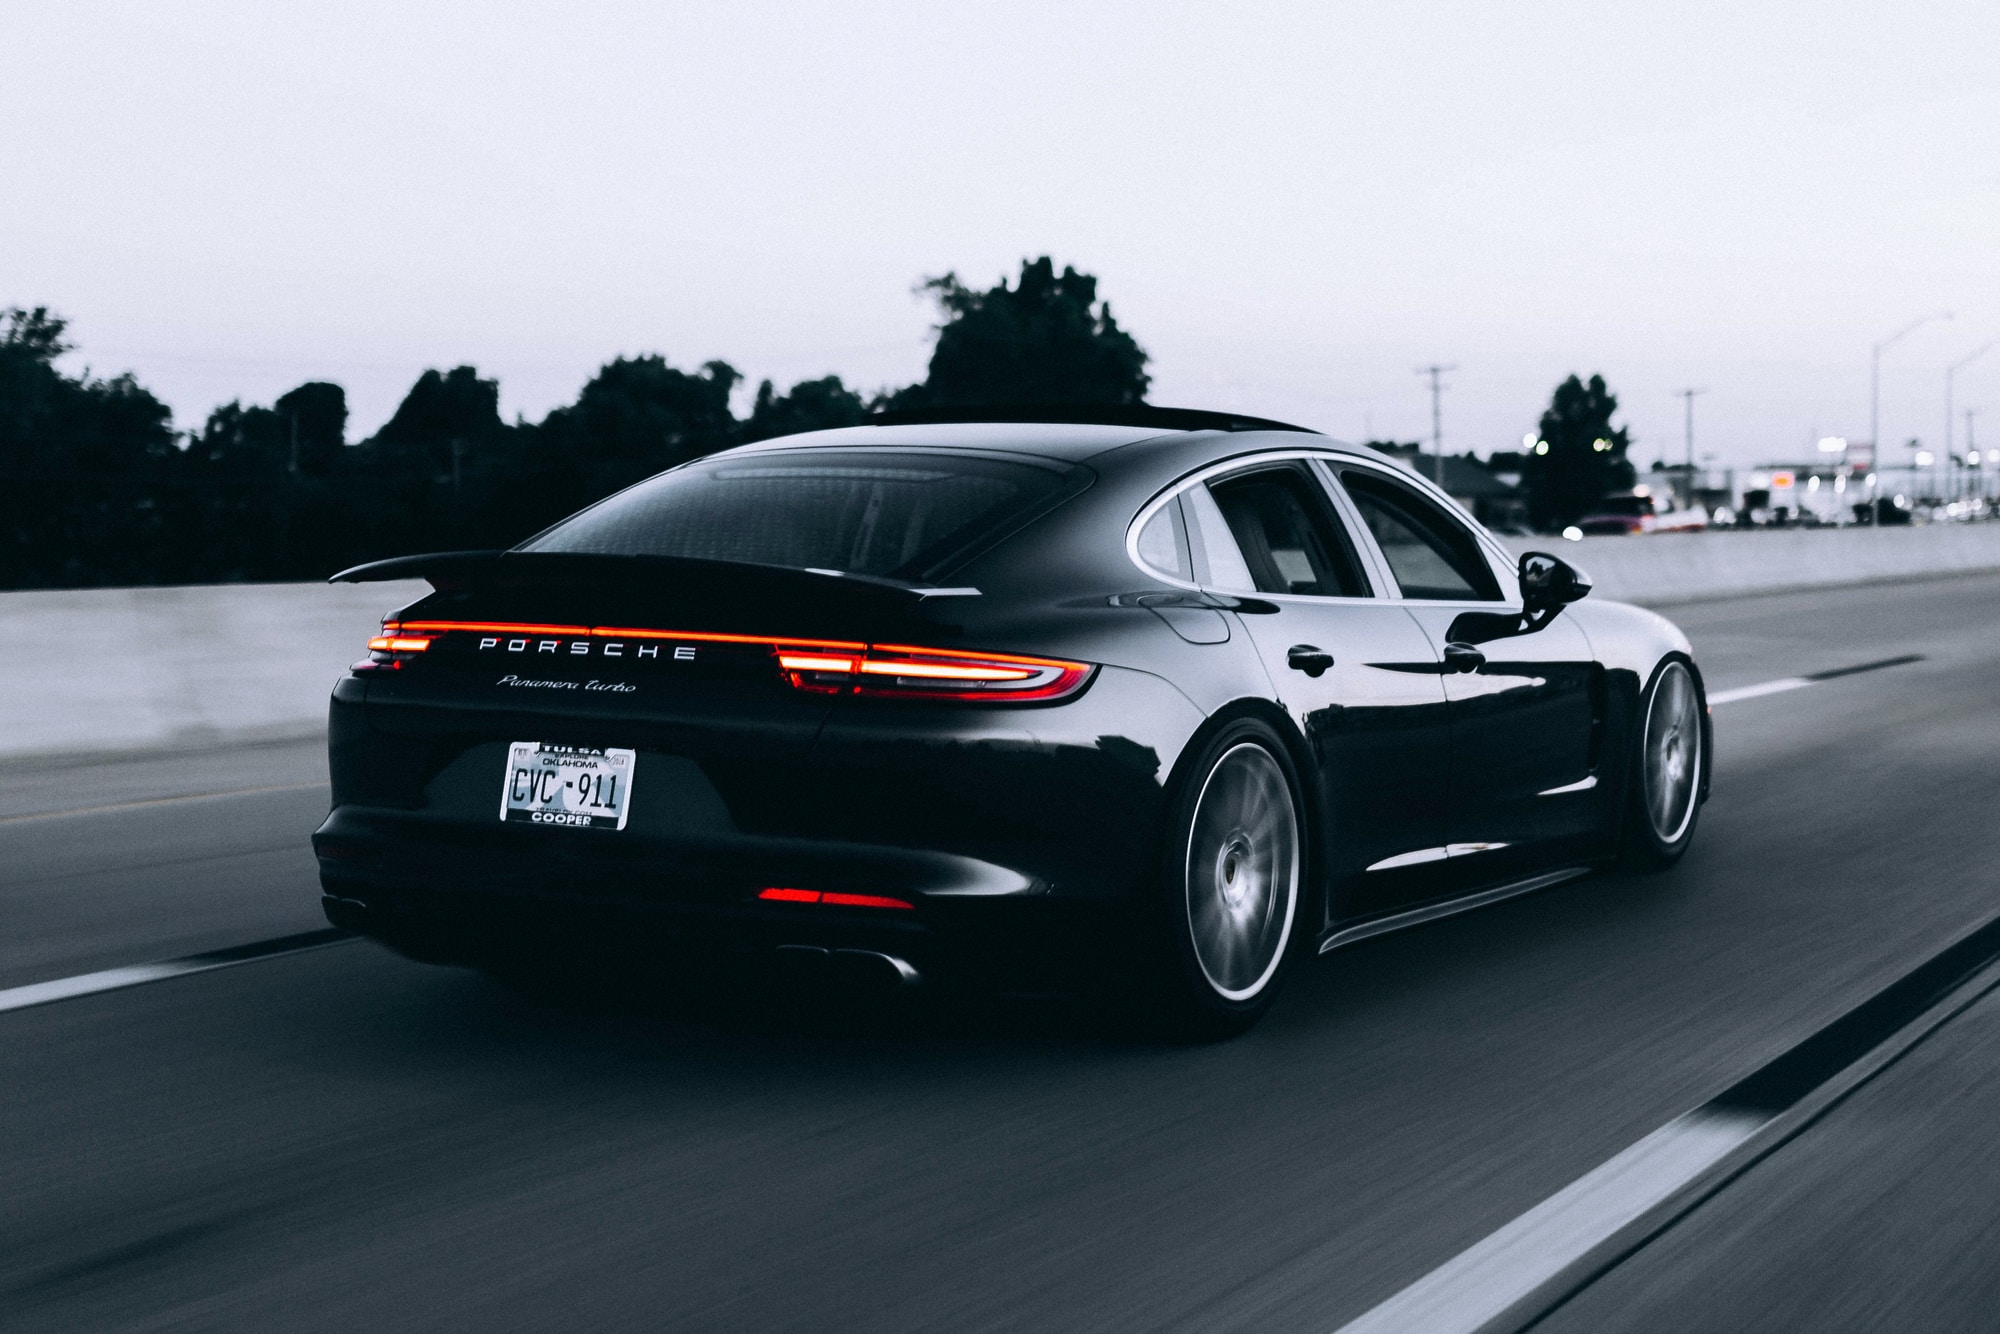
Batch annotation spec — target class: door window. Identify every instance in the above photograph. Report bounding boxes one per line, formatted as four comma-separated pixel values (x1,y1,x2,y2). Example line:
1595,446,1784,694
1203,466,1369,597
1339,470,1502,601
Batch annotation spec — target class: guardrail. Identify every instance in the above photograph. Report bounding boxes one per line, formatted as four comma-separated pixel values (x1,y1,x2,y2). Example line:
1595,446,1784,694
5,523,2000,764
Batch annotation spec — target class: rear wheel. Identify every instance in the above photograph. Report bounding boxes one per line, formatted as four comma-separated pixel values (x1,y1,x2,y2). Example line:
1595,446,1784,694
1144,720,1305,1039
1621,660,1704,868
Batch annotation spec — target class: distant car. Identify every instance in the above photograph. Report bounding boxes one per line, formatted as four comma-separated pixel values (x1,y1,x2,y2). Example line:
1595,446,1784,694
1576,492,1657,535
1652,504,1709,533
318,407,1710,1037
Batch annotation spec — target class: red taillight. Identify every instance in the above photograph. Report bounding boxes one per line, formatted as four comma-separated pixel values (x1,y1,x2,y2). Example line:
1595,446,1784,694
757,887,914,910
349,619,1093,701
780,644,1092,703
353,624,436,672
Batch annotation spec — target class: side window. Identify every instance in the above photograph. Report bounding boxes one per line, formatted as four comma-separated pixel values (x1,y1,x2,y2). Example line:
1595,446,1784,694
1202,466,1369,597
1339,470,1502,601
1133,498,1192,581
1182,483,1258,591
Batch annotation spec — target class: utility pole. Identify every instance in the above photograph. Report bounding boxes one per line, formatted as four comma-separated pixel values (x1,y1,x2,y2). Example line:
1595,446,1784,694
1872,312,1952,457
1945,342,1993,458
1676,388,1705,505
1415,364,1455,487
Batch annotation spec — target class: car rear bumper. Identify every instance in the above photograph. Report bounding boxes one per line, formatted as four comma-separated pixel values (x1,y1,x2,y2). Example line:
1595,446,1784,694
313,806,1113,985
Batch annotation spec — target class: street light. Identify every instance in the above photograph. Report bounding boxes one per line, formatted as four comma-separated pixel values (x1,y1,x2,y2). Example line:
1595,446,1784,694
1872,312,1953,457
1945,342,1993,457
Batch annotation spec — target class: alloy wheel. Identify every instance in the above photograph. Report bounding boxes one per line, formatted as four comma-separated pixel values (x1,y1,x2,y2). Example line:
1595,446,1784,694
1643,662,1702,844
1184,741,1300,1001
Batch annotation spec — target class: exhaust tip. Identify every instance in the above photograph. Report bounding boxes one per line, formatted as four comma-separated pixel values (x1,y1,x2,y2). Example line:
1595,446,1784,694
774,945,922,989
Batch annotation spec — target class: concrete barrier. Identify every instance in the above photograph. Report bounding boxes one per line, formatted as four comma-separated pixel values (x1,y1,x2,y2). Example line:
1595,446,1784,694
1495,523,2000,606
5,524,2000,763
0,579,428,763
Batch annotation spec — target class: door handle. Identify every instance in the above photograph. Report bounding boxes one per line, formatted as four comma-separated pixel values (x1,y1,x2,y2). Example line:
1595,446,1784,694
1287,644,1334,677
1443,642,1486,673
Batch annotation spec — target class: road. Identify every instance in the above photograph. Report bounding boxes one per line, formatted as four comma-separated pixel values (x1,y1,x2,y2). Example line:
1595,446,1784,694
3,572,2000,1332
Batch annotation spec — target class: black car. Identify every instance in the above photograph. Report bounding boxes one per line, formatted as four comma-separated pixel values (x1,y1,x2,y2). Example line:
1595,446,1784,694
317,407,1709,1036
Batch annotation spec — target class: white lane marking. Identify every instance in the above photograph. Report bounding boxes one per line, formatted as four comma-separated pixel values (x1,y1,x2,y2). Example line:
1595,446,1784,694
1706,677,1811,706
0,782,324,826
1333,1110,1761,1334
0,931,352,1015
1333,919,2000,1334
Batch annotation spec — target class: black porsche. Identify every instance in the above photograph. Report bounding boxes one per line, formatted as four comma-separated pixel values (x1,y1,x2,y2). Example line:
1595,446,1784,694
316,407,1708,1036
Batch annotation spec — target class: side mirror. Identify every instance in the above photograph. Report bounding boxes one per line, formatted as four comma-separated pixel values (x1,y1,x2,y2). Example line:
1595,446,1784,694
1519,551,1591,615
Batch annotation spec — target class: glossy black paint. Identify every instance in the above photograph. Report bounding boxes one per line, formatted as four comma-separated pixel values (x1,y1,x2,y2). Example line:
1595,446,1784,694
316,420,1705,985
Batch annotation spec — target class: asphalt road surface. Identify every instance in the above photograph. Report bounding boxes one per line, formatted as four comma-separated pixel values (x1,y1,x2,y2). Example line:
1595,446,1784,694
4,572,2000,1332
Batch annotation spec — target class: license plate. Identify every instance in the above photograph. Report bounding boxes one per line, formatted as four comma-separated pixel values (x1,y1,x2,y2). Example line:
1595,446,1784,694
501,743,635,830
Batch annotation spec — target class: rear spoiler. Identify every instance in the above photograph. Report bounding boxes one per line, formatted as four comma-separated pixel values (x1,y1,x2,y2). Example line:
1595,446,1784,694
327,550,979,600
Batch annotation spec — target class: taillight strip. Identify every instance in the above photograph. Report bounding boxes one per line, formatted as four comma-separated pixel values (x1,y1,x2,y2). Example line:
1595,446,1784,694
392,620,589,635
367,620,1092,702
591,626,866,651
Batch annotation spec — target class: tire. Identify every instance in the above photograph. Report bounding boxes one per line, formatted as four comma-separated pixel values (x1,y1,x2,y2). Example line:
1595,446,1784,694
1143,718,1307,1040
1621,659,1704,869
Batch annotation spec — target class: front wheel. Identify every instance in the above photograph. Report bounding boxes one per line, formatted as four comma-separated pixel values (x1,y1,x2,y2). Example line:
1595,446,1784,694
1621,659,1704,869
1144,720,1306,1040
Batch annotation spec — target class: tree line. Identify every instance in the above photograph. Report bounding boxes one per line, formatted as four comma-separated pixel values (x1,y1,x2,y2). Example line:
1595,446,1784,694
1,256,1629,591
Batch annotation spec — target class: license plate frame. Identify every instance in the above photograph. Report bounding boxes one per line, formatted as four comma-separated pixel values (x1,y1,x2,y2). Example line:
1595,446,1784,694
500,742,636,831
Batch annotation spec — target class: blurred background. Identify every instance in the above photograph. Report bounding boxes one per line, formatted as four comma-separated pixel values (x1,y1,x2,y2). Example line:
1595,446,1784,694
6,1,1999,585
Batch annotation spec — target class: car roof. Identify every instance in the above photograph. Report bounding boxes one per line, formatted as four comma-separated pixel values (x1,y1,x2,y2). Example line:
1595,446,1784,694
730,421,1189,461
728,419,1387,468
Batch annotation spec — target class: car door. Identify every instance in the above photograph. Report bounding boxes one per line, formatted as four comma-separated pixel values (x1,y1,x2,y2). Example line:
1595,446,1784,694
1326,462,1601,877
1180,458,1454,923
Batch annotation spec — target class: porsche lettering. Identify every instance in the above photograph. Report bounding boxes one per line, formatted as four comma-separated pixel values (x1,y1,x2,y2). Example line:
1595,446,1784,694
474,636,692,661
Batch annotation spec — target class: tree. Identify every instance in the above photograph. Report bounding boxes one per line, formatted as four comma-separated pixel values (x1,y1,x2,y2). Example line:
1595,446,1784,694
274,381,347,476
535,355,740,503
0,306,180,588
894,257,1150,408
743,375,866,442
1520,374,1635,529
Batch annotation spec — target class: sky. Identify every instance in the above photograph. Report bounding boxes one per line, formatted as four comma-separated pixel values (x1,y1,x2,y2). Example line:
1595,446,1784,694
6,1,1999,466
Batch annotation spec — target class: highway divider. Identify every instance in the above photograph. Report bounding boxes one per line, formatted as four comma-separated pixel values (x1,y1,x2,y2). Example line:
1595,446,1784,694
5,523,2000,763
1497,522,2000,606
0,579,428,764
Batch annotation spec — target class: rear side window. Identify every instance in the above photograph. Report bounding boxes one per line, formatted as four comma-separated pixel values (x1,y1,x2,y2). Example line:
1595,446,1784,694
1204,467,1369,597
522,450,1071,579
1133,499,1193,581
1339,469,1502,601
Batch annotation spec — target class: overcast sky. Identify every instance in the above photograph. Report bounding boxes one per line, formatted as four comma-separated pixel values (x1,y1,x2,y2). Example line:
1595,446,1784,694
7,2,1998,465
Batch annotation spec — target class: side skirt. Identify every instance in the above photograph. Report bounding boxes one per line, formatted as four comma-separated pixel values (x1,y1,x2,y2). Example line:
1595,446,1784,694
1318,866,1593,955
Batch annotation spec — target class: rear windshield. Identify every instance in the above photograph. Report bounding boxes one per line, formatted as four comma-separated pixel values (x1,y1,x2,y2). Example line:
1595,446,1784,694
520,449,1071,578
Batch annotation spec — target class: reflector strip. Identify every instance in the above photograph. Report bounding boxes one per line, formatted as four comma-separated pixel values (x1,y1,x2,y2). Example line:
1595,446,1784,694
822,892,917,910
756,887,915,910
